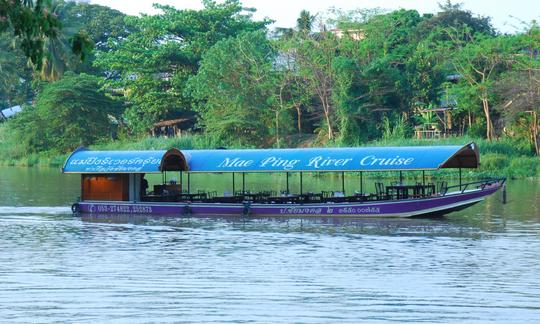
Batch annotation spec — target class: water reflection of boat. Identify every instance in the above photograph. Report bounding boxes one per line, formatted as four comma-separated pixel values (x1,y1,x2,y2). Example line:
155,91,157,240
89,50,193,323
63,143,504,218
81,214,481,238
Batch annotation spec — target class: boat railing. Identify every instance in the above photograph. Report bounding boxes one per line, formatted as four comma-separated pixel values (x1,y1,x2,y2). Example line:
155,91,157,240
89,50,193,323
443,177,506,195
141,178,505,203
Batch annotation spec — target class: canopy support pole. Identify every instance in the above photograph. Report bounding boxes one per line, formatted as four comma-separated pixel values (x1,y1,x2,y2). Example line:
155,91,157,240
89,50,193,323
286,172,289,194
459,168,462,191
422,171,425,186
232,173,235,194
180,171,183,192
242,172,245,193
300,172,303,194
360,172,363,195
341,171,345,194
399,171,403,184
187,173,191,194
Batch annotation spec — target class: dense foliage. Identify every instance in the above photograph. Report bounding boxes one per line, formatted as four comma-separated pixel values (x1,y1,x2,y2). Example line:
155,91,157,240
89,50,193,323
7,72,121,154
93,0,269,133
0,0,92,70
0,0,539,157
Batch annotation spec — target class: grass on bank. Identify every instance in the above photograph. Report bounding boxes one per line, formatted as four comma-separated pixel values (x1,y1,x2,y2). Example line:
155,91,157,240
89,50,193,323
372,136,540,179
0,126,538,179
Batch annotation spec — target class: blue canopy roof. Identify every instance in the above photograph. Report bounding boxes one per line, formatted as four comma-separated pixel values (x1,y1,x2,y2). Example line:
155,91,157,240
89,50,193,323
63,143,479,174
183,143,478,172
62,147,188,173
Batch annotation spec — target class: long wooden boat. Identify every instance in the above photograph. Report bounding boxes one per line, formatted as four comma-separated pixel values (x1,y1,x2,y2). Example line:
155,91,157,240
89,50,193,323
63,143,505,218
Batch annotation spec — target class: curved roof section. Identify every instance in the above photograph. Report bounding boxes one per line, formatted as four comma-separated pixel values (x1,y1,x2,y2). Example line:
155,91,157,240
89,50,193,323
62,147,188,173
183,142,479,172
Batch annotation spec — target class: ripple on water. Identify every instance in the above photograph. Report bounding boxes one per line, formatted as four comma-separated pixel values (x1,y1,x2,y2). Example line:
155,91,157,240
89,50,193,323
0,202,539,323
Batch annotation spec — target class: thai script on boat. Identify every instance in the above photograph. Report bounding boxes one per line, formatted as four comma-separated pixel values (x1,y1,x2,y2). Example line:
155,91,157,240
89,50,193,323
68,156,162,172
279,207,323,214
85,165,146,172
278,206,380,215
337,207,380,214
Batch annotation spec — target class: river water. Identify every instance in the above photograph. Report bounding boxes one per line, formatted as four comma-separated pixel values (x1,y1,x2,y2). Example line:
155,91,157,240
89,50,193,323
0,166,539,323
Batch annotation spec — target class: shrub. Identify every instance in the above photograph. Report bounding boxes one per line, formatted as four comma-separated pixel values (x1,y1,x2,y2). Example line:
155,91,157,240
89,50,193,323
507,156,540,178
480,153,509,171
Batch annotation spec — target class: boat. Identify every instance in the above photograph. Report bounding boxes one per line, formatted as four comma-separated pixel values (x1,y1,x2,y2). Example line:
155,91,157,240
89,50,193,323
63,143,505,218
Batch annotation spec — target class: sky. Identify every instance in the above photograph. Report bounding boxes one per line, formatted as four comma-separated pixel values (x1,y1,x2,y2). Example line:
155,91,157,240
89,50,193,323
89,0,539,34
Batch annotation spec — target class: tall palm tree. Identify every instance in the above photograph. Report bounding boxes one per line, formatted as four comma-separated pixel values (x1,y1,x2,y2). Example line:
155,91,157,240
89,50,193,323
37,1,69,81
37,0,90,81
296,10,316,35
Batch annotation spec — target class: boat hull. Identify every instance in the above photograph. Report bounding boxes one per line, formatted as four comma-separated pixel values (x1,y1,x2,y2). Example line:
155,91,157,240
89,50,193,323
72,182,502,218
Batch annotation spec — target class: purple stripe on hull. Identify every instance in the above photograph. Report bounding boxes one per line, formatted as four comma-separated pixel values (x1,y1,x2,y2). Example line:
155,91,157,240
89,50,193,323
74,184,501,218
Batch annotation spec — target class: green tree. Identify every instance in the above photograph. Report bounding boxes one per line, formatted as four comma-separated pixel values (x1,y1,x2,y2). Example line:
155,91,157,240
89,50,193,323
0,33,33,106
293,32,341,141
7,72,122,152
0,0,62,68
94,0,269,134
443,30,517,140
269,48,313,146
351,9,426,138
494,26,540,154
296,10,316,35
0,0,91,72
26,1,128,80
61,1,131,53
405,40,446,107
33,0,96,81
495,70,540,155
187,31,275,146
416,1,495,40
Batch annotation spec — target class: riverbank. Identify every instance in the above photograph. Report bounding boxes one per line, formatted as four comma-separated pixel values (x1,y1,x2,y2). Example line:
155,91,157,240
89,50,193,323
0,133,538,179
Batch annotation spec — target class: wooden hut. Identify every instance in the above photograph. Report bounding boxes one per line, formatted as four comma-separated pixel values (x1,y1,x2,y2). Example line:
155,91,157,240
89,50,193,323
151,118,196,138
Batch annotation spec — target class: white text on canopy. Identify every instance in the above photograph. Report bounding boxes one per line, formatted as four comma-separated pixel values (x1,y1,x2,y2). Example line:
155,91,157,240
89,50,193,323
215,154,415,170
360,155,414,167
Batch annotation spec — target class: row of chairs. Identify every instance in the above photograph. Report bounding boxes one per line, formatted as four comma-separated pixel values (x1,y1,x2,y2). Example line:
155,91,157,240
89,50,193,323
374,181,448,199
150,182,451,203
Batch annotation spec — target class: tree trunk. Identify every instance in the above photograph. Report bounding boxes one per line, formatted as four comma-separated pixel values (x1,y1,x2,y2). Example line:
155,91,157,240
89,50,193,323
481,98,494,141
295,104,302,135
533,111,539,156
275,110,280,148
323,108,334,140
322,95,334,140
